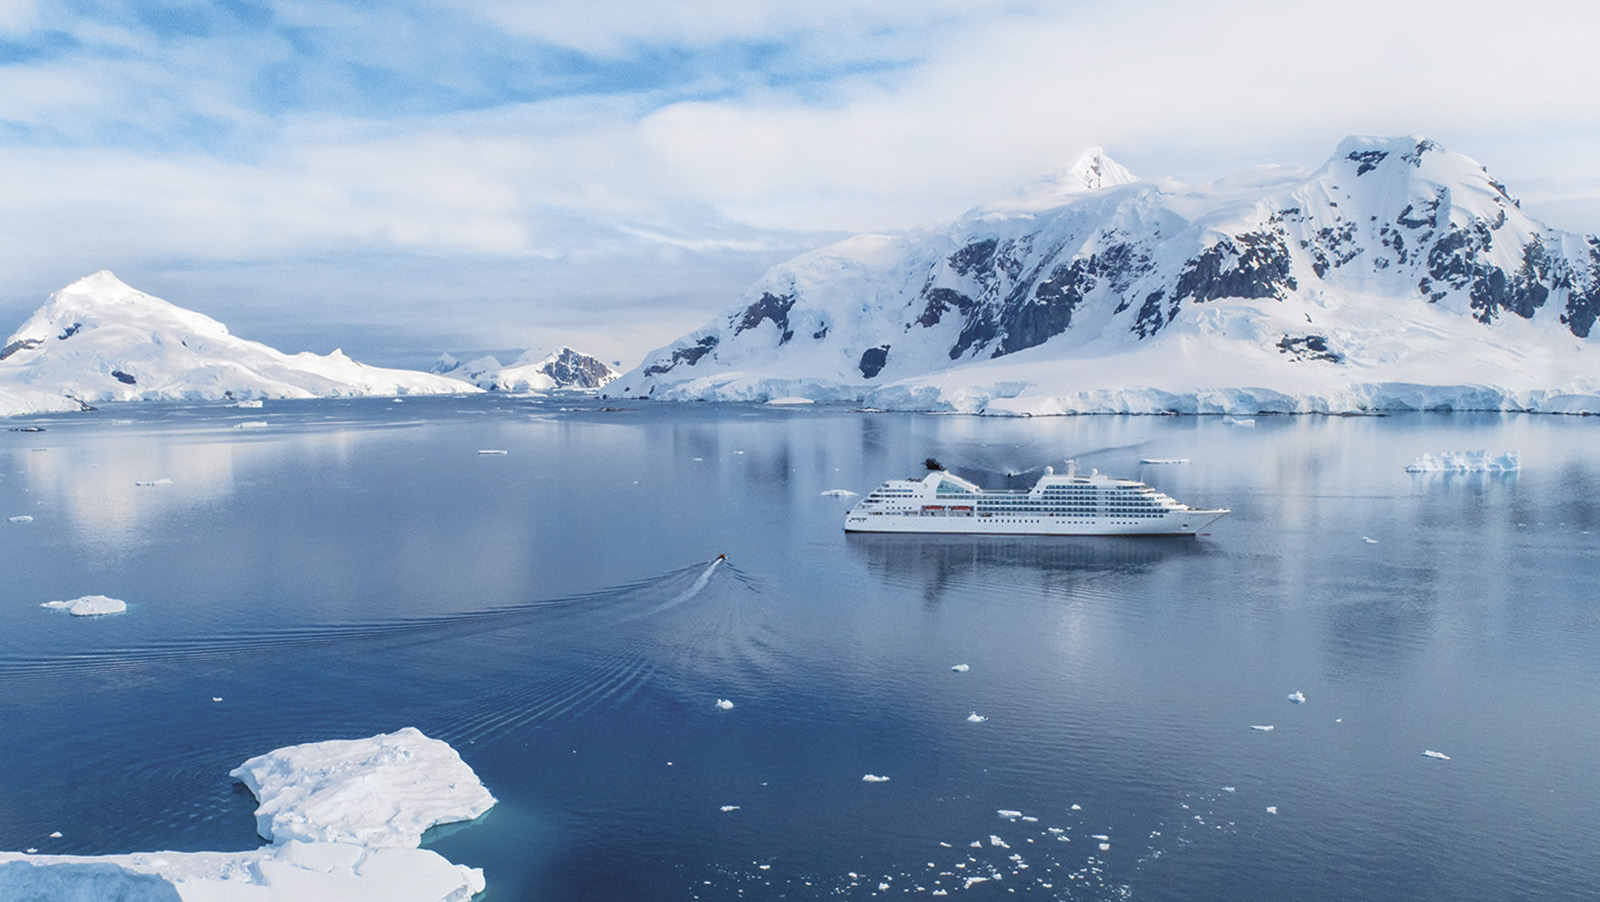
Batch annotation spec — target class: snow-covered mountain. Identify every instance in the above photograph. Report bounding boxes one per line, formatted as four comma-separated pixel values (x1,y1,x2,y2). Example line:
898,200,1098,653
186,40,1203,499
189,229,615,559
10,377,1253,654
608,136,1600,414
0,271,476,415
431,347,618,392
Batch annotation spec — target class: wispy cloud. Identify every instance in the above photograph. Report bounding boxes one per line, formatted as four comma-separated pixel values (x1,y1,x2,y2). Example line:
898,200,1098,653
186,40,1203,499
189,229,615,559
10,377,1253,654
1,0,1598,366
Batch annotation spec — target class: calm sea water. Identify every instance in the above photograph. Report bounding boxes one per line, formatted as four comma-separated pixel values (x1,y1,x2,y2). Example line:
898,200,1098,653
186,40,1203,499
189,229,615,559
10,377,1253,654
2,398,1598,901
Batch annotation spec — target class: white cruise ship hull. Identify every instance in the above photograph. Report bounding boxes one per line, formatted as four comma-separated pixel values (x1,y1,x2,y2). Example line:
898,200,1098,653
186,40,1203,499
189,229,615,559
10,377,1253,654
843,465,1228,536
844,509,1227,536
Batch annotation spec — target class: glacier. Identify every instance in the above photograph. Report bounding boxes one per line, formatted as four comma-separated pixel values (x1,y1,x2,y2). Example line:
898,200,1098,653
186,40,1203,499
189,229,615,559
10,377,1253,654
0,272,478,417
608,136,1600,415
0,727,494,901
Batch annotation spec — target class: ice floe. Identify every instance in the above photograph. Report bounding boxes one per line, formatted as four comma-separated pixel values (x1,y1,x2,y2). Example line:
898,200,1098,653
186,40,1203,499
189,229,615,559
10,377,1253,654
966,713,988,723
1405,449,1520,473
950,664,970,673
476,449,508,455
720,805,741,813
0,728,493,901
819,489,857,497
861,774,891,783
996,810,1023,820
1221,416,1255,427
232,421,268,429
40,595,126,616
1361,536,1378,543
1250,724,1275,732
8,515,33,523
230,727,495,847
714,698,734,710
1287,691,1306,704
1266,806,1278,815
1422,750,1451,761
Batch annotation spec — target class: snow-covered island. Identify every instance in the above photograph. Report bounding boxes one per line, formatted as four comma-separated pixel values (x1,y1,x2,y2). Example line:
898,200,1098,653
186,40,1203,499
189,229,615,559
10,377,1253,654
607,135,1600,415
430,347,619,392
0,272,478,417
0,727,495,901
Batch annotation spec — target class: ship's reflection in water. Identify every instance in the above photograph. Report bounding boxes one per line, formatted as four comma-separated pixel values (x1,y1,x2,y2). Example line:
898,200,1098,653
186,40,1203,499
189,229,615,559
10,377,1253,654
846,532,1210,605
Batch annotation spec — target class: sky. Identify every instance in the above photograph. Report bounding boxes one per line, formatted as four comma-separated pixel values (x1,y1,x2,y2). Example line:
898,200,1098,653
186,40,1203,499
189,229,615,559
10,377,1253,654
3,0,1600,369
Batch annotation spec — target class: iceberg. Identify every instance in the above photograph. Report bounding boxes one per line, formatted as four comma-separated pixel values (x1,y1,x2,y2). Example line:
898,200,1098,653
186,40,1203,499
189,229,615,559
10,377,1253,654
861,774,891,783
0,728,494,901
1405,450,1520,473
41,595,126,616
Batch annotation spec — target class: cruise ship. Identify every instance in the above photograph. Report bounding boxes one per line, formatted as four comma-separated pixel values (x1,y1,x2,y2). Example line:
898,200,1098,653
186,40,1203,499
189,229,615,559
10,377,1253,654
844,463,1227,536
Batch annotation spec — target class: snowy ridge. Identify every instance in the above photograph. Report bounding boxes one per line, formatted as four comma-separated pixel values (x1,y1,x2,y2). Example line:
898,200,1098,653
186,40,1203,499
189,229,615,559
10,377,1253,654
0,271,477,415
431,346,618,392
608,137,1600,414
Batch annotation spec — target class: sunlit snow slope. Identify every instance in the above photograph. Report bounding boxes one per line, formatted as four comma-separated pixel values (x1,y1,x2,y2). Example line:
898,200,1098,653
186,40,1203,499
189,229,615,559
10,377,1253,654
610,137,1600,414
0,271,476,415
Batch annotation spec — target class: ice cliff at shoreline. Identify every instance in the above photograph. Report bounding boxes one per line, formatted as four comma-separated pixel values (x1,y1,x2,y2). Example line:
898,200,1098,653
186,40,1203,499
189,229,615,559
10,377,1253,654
609,136,1600,414
0,727,494,901
0,271,477,416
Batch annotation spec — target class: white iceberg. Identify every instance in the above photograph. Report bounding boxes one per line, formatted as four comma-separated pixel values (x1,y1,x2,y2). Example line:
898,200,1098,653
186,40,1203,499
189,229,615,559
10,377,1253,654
1250,724,1275,732
8,515,33,523
229,727,496,847
41,595,126,616
1405,450,1520,473
0,728,494,901
996,810,1023,820
1422,749,1451,761
819,489,858,497
476,449,508,455
1287,691,1306,704
861,774,891,783
950,664,970,673
714,699,734,710
966,713,988,723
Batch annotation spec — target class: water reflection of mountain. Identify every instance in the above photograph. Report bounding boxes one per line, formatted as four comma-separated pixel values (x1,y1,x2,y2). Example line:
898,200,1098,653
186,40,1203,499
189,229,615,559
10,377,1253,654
847,533,1208,604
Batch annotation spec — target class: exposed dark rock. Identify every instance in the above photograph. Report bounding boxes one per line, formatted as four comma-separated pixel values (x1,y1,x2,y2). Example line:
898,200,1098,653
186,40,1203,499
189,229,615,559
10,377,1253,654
539,348,616,389
643,335,719,376
732,292,797,344
58,323,82,340
1133,290,1172,338
1347,150,1389,176
948,239,998,277
917,287,976,328
1277,334,1344,363
859,345,891,379
1396,192,1441,230
111,369,136,384
0,337,42,361
1172,229,1297,305
991,259,1093,357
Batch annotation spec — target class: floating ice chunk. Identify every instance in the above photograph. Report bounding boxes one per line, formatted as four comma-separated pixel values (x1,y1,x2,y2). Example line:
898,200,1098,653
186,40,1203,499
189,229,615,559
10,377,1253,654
969,841,981,848
720,805,741,812
1099,843,1111,851
1265,806,1278,814
766,397,815,405
133,478,172,487
1361,536,1378,544
1020,815,1037,823
9,515,33,523
819,489,857,497
48,832,61,839
1140,458,1190,465
229,727,496,847
1405,450,1520,473
1070,804,1081,811
997,810,1023,820
1422,750,1451,760
233,421,268,429
233,399,264,408
1250,725,1275,732
1091,835,1109,841
966,712,988,723
714,699,734,710
988,835,1009,849
41,595,127,616
1221,786,1236,793
477,449,508,455
212,697,223,702
964,876,989,888
1222,416,1255,427
950,664,970,673
862,774,891,783
1287,691,1306,704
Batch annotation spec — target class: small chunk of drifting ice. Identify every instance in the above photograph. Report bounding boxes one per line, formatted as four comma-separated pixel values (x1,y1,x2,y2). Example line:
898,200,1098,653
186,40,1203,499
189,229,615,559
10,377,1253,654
966,712,988,723
862,774,891,783
1287,691,1306,704
714,699,734,710
229,726,496,847
819,489,857,497
477,449,508,455
720,805,741,812
9,515,33,523
989,835,1009,849
1405,450,1520,473
1250,724,1275,732
41,595,126,616
996,810,1023,820
232,421,268,429
1422,750,1451,761
1266,806,1278,815
950,664,970,673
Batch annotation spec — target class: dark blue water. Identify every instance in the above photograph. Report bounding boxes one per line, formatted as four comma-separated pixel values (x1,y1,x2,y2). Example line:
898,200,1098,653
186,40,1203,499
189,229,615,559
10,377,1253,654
2,399,1597,900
